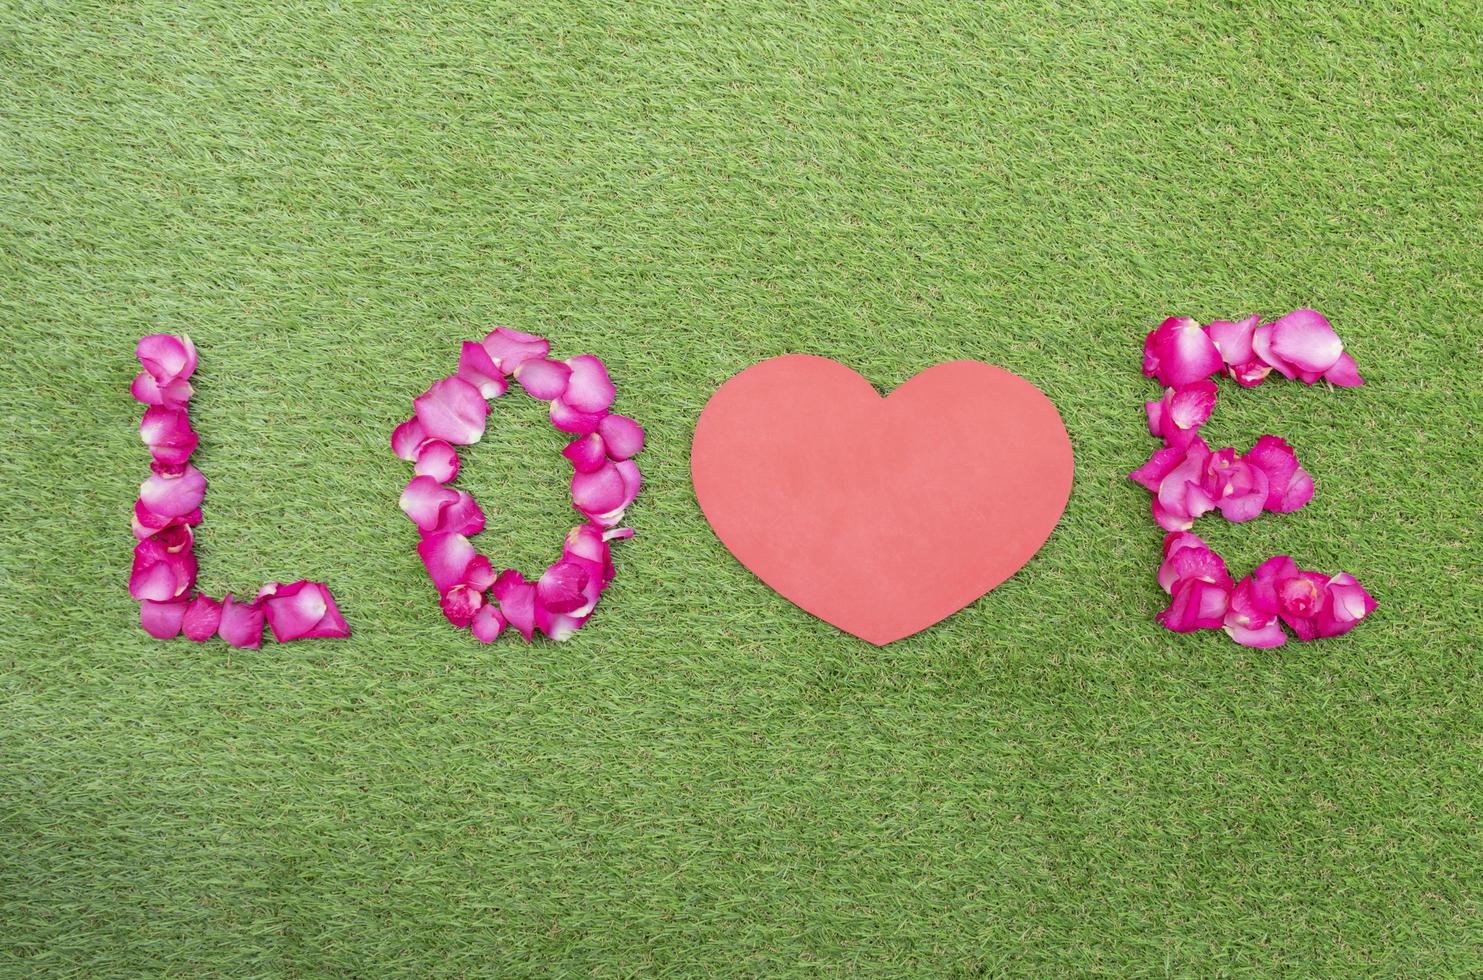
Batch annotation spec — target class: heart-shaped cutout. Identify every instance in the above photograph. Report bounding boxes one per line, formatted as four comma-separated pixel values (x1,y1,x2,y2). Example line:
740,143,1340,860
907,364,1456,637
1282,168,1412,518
692,355,1074,644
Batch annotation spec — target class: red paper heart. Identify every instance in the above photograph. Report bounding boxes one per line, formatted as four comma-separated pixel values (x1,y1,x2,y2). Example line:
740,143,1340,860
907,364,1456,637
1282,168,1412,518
692,355,1074,644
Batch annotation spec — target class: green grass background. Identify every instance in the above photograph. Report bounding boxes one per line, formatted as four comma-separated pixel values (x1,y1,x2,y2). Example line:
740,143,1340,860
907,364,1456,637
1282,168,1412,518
2,0,1480,974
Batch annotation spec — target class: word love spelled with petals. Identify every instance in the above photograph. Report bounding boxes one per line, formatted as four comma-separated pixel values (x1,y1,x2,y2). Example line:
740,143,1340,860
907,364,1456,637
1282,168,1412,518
392,328,644,643
130,335,349,648
1131,310,1377,647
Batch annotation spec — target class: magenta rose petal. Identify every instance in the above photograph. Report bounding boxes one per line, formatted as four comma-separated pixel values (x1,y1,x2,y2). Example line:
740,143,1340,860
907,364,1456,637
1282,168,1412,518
414,439,461,484
1269,309,1343,374
536,560,591,614
458,340,510,399
471,603,507,642
261,580,327,642
130,371,194,409
597,414,644,460
548,397,606,434
400,475,459,534
1156,578,1230,633
482,327,550,374
391,416,427,461
1228,359,1273,387
562,433,608,473
1207,314,1259,367
1316,572,1377,638
572,462,627,515
440,584,484,627
514,359,572,400
139,407,199,466
130,538,196,601
414,375,489,446
1244,435,1314,513
1223,578,1288,648
1130,445,1187,492
140,598,189,639
562,355,616,414
1251,320,1297,380
1147,316,1223,386
433,490,486,537
493,569,537,642
1323,352,1364,387
139,464,207,518
418,532,478,594
218,595,266,650
136,334,197,383
181,593,223,642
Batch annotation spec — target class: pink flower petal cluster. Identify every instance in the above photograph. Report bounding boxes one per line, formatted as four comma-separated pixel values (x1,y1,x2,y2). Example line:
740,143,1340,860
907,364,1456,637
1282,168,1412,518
1130,397,1314,532
1156,533,1377,648
392,328,644,642
1133,313,1376,646
129,335,348,648
1143,310,1363,389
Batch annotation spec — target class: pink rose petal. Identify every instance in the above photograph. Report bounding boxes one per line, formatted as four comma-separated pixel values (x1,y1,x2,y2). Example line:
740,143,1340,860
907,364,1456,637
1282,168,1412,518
1129,445,1187,492
400,475,459,534
414,439,460,484
1157,578,1230,633
1145,316,1223,387
440,584,484,627
561,355,616,415
457,341,510,399
139,464,206,518
140,598,189,639
1222,577,1287,648
535,604,589,641
1148,381,1217,450
130,371,194,409
514,359,571,400
136,334,197,383
130,538,197,601
261,581,350,641
391,416,427,461
181,593,223,642
218,594,265,650
1157,540,1230,595
1244,435,1314,513
471,603,507,642
571,461,627,515
1323,352,1364,387
597,415,644,460
1207,314,1259,367
548,397,606,434
1250,320,1296,380
1228,359,1273,387
536,560,591,614
1204,449,1270,523
562,433,608,473
493,569,536,642
1315,572,1376,638
434,491,486,537
1269,309,1343,374
418,532,477,594
414,376,489,446
563,523,615,586
139,407,198,467
482,327,549,374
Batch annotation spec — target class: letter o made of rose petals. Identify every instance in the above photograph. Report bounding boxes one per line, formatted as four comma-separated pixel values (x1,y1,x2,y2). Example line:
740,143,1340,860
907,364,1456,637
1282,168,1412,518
392,329,644,643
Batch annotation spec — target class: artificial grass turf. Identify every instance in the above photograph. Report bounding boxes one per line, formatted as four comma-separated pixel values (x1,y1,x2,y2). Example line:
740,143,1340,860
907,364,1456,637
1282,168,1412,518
1,0,1480,973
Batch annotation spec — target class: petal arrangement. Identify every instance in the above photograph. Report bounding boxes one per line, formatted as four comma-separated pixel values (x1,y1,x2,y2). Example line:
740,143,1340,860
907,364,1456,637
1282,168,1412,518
130,336,349,648
1132,310,1376,647
393,328,643,642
